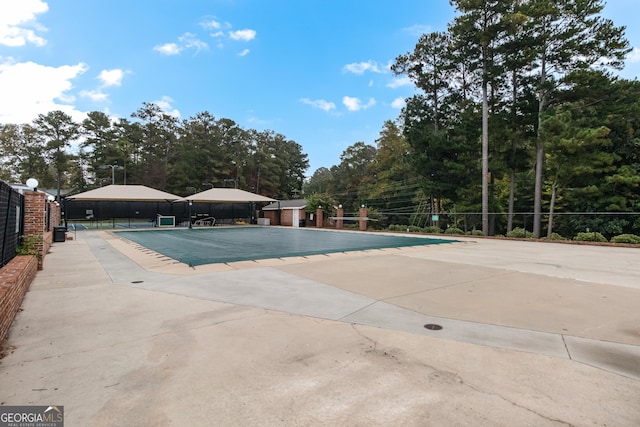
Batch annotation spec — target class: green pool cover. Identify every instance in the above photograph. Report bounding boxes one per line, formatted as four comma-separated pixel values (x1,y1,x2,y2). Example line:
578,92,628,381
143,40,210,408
115,227,456,266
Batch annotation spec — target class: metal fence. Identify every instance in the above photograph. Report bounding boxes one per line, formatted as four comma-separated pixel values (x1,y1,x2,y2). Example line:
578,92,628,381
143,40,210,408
378,210,640,239
64,200,254,229
0,181,24,268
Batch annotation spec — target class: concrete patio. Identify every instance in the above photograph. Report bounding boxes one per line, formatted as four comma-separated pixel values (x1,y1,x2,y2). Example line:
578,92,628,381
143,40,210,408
1,229,639,426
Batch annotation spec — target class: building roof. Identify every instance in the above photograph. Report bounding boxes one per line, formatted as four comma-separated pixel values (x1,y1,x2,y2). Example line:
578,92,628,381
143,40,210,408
178,188,276,203
262,199,307,210
66,185,180,201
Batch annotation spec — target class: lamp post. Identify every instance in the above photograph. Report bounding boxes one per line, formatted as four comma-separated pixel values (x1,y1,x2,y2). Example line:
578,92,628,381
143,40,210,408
100,162,124,185
188,200,193,229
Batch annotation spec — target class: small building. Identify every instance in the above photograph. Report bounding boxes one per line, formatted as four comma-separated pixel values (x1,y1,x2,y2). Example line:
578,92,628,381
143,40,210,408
262,199,309,227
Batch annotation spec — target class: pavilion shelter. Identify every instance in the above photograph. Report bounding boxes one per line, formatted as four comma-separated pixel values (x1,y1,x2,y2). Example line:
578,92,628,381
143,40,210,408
65,185,181,229
177,188,276,226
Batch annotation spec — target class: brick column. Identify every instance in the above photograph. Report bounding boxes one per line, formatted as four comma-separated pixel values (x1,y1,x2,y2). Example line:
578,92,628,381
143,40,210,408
23,191,47,269
24,191,46,236
49,201,61,228
359,206,367,231
336,206,344,229
316,208,323,228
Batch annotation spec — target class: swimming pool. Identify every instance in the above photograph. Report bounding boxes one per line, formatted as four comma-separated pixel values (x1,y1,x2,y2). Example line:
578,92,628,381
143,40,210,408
114,227,456,266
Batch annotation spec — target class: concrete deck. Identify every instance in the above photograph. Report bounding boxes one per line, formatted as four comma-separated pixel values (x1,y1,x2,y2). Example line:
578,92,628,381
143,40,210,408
1,230,639,426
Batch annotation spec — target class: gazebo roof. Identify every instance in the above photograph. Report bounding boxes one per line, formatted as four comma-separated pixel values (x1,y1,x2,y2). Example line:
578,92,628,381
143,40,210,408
178,188,276,203
66,185,180,201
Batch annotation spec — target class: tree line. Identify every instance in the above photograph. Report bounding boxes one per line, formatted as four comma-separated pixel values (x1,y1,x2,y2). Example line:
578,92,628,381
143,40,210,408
2,0,639,239
306,0,639,239
0,103,309,200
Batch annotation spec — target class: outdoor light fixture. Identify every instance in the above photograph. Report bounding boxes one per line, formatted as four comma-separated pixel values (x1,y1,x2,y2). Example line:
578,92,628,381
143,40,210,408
224,178,238,188
99,162,123,184
26,178,38,191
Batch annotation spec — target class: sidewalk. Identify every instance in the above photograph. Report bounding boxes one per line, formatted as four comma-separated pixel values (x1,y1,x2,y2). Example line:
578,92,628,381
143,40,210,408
1,230,639,426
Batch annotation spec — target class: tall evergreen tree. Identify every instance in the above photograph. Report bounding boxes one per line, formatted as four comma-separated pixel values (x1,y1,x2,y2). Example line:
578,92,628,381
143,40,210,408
33,110,80,200
525,0,629,236
449,0,509,235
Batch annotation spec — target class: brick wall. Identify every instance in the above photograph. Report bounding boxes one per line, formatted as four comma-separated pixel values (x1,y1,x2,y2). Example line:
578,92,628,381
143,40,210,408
281,209,293,226
359,206,367,231
263,210,280,225
316,208,324,228
22,191,59,269
0,191,54,345
0,255,37,344
23,191,46,236
49,201,61,229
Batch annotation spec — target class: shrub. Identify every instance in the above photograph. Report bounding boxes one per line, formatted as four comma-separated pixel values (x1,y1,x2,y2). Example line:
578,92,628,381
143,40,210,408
423,226,443,234
610,234,640,244
16,234,42,259
573,232,607,242
543,232,567,241
468,229,485,236
506,227,534,238
388,224,421,232
444,227,464,235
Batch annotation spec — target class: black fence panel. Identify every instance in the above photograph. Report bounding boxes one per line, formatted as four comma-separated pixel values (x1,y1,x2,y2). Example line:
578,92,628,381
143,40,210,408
0,181,24,268
64,199,253,228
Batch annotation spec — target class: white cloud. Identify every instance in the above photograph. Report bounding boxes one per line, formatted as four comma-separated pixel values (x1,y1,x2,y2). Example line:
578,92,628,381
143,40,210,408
628,47,640,63
98,69,124,87
387,76,413,89
300,98,336,112
391,97,406,109
153,96,181,118
343,60,386,75
0,59,88,124
238,49,250,57
201,19,221,30
154,42,181,55
210,31,225,38
80,89,109,102
0,0,48,47
229,29,256,41
342,96,376,112
154,33,207,55
179,32,208,53
200,17,231,31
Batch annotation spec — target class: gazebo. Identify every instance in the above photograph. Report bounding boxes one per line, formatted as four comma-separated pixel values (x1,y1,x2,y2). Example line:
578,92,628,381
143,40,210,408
177,188,276,226
65,185,181,228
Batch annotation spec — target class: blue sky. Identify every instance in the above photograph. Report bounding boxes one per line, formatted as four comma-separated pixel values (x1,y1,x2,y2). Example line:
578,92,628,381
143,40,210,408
1,1,639,176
